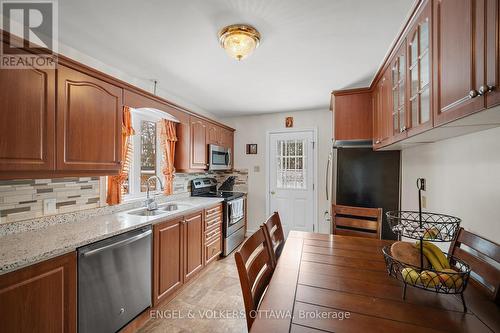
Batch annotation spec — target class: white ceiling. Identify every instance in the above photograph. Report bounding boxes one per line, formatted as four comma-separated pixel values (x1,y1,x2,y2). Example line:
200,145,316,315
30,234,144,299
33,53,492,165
58,0,415,116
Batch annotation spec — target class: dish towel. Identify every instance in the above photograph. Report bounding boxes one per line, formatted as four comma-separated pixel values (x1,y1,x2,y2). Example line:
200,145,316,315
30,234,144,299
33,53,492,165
230,198,244,221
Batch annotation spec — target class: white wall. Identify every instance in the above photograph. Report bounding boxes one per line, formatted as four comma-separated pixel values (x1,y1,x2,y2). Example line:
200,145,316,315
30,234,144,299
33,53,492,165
222,109,332,235
401,127,500,244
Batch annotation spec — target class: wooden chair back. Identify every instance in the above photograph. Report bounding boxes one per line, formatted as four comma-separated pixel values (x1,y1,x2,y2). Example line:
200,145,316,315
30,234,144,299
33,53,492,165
262,212,286,268
333,204,382,239
448,227,500,303
234,228,275,330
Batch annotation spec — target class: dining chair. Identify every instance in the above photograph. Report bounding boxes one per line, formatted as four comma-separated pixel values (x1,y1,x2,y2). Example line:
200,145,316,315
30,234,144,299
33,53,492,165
234,228,275,330
332,204,383,239
448,227,500,303
262,212,285,268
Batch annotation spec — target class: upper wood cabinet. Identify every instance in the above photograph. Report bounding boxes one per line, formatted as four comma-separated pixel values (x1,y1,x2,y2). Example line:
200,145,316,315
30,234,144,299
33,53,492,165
331,89,373,141
219,128,233,148
153,216,184,306
206,122,221,145
0,252,76,333
373,68,393,149
486,0,500,108
389,40,408,142
0,67,55,172
189,116,208,170
184,211,204,282
433,0,485,125
407,0,433,136
57,65,122,171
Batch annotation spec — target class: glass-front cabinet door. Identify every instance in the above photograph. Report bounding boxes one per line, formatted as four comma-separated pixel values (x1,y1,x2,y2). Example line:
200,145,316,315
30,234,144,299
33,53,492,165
391,40,408,139
407,0,432,135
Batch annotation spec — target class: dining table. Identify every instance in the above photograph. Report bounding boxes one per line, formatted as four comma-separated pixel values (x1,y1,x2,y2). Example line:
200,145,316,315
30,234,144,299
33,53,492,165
250,231,499,333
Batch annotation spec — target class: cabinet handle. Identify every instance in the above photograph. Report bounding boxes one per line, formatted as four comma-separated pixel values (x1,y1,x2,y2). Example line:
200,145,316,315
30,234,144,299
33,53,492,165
469,89,479,98
478,85,495,95
375,140,381,144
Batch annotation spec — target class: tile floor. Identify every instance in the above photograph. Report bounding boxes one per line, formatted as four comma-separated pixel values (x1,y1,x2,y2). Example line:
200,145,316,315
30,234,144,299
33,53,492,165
138,253,247,333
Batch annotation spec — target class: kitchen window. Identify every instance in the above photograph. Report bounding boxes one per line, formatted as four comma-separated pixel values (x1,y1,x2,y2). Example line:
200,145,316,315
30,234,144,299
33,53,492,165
122,108,165,200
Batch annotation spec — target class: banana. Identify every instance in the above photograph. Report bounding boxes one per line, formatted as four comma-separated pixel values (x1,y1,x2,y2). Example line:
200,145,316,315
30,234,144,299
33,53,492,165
414,241,444,270
421,241,450,269
423,227,439,240
401,268,442,288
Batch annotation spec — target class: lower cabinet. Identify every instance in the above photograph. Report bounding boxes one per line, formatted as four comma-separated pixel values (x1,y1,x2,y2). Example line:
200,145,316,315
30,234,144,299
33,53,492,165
0,252,77,333
153,216,184,306
153,205,222,306
183,211,204,282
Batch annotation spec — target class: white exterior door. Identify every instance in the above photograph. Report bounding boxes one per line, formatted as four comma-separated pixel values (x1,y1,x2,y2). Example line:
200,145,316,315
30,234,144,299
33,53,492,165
268,130,315,236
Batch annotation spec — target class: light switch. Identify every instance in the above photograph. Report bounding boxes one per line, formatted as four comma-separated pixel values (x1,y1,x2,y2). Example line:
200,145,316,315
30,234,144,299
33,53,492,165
43,198,57,215
253,165,260,172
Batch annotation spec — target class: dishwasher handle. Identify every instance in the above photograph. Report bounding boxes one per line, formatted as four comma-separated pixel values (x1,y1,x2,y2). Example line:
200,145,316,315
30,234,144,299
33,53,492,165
80,229,152,257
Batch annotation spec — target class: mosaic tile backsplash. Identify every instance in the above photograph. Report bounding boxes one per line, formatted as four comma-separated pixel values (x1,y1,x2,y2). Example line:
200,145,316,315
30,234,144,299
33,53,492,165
0,169,248,225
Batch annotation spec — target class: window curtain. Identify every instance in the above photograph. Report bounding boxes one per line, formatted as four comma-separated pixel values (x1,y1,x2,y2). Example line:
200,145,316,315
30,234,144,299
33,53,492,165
159,119,178,195
106,106,135,205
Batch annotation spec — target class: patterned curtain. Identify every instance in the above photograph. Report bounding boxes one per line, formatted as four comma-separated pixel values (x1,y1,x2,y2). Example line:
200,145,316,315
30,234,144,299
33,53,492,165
106,106,135,205
159,119,178,195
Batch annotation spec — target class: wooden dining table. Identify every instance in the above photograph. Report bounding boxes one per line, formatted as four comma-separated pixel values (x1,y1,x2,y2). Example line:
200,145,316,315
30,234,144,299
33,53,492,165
250,231,499,333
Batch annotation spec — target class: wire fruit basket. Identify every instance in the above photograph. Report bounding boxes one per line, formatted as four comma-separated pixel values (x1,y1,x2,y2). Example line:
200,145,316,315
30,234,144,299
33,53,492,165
383,178,471,312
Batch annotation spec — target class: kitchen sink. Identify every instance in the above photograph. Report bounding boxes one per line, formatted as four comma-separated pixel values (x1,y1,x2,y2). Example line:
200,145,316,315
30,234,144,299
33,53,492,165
159,203,193,212
127,209,166,217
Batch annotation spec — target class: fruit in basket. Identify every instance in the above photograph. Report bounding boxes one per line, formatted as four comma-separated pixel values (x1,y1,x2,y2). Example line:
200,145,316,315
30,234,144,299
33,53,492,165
438,268,463,289
423,227,440,240
391,241,430,268
414,241,450,269
401,268,441,287
419,270,441,287
401,268,422,285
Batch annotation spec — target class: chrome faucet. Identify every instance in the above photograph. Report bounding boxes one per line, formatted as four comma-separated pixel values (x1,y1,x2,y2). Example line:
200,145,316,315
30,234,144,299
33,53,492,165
144,176,164,211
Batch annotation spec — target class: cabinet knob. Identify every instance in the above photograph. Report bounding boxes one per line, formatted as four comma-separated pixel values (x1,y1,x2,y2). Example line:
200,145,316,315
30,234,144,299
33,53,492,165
469,89,479,98
375,140,381,144
479,85,496,95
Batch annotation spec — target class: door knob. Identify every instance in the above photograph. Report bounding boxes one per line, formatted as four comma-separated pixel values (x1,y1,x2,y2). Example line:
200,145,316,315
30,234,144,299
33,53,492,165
270,191,275,195
478,85,489,95
469,89,479,98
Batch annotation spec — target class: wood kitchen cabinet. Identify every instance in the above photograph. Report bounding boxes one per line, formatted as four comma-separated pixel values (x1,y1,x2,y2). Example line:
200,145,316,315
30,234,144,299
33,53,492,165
204,204,223,265
0,252,77,333
153,216,184,306
207,122,221,145
57,65,123,172
486,0,500,108
407,0,433,136
389,40,408,141
184,210,204,282
331,89,373,142
373,67,393,149
433,0,485,125
0,66,55,173
190,116,208,170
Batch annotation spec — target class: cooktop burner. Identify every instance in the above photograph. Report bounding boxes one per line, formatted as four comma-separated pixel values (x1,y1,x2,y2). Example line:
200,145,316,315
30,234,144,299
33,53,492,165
194,191,245,201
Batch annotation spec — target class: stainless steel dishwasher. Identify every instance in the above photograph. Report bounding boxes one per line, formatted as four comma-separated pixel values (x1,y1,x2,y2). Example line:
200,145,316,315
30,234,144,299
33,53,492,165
78,226,152,333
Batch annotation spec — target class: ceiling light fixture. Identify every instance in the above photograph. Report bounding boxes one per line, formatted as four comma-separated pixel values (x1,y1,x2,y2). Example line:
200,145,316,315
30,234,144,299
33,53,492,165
218,24,261,61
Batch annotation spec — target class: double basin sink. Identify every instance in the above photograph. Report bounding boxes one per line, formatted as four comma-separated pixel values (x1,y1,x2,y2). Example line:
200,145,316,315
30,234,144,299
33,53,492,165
127,202,195,217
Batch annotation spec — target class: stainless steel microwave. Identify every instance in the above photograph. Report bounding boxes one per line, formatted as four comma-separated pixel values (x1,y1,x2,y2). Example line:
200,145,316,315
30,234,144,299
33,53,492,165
209,144,231,170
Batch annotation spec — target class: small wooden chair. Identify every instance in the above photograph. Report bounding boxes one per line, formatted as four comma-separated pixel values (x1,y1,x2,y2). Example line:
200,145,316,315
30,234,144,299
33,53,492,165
262,212,286,268
448,228,500,303
234,228,275,330
332,204,382,239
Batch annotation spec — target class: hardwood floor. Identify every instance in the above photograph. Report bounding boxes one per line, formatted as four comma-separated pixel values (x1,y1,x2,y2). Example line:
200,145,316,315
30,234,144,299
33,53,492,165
139,253,247,333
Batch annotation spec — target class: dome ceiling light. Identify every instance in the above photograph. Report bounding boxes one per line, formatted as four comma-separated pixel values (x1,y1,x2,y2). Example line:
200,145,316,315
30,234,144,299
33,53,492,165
218,24,261,61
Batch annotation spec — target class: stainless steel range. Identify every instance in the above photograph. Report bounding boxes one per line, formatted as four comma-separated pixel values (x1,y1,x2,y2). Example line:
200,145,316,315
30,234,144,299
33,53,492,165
191,177,246,256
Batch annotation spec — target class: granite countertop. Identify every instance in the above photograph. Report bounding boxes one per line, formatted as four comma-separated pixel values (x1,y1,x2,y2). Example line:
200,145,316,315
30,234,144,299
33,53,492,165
0,196,223,275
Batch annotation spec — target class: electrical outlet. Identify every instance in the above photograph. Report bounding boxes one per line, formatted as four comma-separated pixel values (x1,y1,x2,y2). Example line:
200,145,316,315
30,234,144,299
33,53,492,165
43,198,57,215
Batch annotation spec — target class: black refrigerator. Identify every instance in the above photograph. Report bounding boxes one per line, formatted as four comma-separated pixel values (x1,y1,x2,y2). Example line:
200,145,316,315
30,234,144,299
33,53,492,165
331,148,401,240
